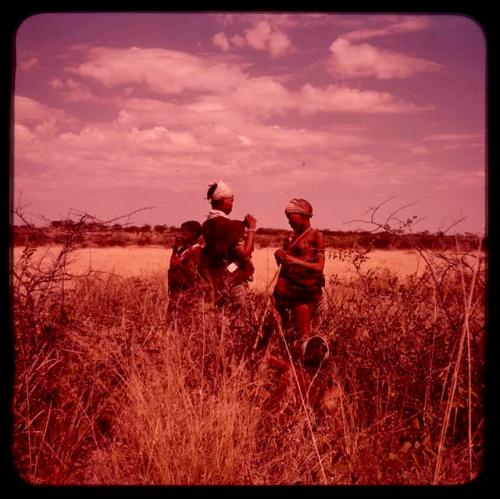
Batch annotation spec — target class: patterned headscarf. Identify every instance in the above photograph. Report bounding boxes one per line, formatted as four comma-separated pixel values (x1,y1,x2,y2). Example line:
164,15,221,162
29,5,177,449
285,198,313,217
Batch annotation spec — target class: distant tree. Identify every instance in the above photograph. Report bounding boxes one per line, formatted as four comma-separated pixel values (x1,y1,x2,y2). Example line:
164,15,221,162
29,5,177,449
85,222,106,231
140,224,151,232
373,231,391,249
50,220,63,228
62,219,76,228
112,223,123,231
154,224,167,233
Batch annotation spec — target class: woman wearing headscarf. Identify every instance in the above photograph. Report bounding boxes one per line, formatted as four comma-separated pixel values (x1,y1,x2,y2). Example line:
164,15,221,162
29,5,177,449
273,198,325,351
199,180,257,323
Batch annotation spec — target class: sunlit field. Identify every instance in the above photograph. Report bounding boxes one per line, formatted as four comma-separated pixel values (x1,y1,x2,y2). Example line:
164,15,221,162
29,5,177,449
13,246,426,289
12,242,486,485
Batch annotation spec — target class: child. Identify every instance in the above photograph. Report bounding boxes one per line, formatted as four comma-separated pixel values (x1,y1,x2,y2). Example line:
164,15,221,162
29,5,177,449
167,221,203,306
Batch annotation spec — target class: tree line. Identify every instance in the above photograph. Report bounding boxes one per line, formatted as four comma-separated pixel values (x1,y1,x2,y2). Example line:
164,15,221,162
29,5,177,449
11,221,485,252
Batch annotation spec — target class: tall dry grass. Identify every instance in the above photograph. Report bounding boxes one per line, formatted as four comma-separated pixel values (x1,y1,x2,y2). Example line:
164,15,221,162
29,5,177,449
12,243,485,485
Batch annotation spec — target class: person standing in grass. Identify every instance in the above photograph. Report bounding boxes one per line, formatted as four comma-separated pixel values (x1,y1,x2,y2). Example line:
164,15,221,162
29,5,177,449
167,220,203,313
273,198,325,354
199,180,256,330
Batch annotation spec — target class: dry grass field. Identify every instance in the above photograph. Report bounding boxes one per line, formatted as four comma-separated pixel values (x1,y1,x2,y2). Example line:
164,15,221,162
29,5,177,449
13,245,425,289
12,241,486,485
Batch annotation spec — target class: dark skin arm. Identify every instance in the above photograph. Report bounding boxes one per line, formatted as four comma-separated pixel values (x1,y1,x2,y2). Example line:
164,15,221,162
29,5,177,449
169,238,182,268
236,214,257,260
275,230,325,272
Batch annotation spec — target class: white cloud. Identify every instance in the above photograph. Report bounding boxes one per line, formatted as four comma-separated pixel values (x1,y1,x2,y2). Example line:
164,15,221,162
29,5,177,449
211,20,294,58
69,47,247,95
213,32,230,52
48,77,98,102
14,123,37,144
63,78,99,103
297,83,431,113
20,56,39,72
231,35,246,48
269,30,293,58
15,96,79,128
245,21,293,58
343,16,433,42
212,13,300,29
245,21,272,50
69,46,429,116
423,133,484,142
49,78,64,89
229,78,292,115
329,38,442,79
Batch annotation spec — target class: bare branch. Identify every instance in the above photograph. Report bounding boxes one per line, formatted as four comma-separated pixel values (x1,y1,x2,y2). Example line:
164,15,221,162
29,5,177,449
386,199,421,225
442,217,468,235
360,196,397,219
67,206,157,226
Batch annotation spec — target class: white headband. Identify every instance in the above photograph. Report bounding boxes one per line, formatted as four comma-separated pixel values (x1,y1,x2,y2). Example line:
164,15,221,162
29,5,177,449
209,180,233,201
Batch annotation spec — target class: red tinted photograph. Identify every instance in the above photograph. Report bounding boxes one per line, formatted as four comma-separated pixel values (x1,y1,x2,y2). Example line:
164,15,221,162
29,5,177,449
11,12,486,485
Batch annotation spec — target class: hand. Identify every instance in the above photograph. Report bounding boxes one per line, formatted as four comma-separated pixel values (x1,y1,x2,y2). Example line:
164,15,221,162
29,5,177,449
244,214,257,229
274,249,288,264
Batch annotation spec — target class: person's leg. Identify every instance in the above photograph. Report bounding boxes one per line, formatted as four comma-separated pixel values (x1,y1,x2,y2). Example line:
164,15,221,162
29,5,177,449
229,282,248,330
293,302,314,341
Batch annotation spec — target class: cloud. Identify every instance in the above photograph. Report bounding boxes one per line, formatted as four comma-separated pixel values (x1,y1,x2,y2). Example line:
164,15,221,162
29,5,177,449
245,21,293,58
19,56,39,72
212,13,370,30
212,13,301,29
15,96,79,128
212,32,230,52
245,21,271,50
268,29,293,58
14,123,37,144
68,46,429,116
14,93,370,195
439,168,485,186
229,78,292,115
423,133,485,151
66,78,99,103
343,16,433,42
48,77,99,102
297,83,431,113
423,133,484,142
49,78,64,89
212,20,294,58
329,38,442,79
69,47,247,95
231,35,246,48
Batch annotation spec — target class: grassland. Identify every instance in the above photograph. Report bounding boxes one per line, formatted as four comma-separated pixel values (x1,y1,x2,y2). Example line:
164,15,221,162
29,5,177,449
12,245,425,287
11,241,486,485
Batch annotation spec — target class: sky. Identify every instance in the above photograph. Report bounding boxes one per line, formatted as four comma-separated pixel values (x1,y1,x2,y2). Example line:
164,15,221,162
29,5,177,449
13,13,486,233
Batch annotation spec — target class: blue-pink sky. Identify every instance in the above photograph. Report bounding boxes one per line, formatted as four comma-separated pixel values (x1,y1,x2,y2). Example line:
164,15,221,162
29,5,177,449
13,13,486,233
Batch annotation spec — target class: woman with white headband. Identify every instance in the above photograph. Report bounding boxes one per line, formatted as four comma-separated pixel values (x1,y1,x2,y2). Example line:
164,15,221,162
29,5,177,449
199,180,257,327
273,198,325,353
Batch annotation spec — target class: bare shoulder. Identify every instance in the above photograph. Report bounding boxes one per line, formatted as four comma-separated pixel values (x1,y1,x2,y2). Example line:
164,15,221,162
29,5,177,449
313,229,325,247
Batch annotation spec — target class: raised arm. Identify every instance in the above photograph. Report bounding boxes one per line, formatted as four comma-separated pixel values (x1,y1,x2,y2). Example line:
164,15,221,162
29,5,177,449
236,214,257,260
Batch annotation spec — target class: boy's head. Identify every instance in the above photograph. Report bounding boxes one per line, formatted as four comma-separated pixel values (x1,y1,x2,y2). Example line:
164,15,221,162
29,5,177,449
180,220,202,243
